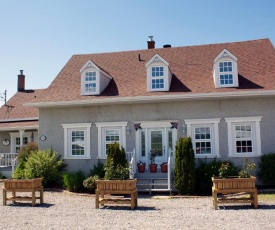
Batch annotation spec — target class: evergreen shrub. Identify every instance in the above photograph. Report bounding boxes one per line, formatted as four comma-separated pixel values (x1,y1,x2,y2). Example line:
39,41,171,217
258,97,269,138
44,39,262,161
63,170,86,192
258,153,275,184
174,137,196,195
104,142,129,180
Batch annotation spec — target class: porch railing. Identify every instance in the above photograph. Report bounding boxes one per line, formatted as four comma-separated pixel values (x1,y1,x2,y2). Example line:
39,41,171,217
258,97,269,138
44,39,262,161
0,153,18,175
0,153,18,167
129,148,136,179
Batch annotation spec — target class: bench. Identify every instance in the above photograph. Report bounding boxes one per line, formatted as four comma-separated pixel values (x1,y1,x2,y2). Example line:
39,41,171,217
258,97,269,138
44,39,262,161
212,188,258,210
3,178,44,207
95,179,138,209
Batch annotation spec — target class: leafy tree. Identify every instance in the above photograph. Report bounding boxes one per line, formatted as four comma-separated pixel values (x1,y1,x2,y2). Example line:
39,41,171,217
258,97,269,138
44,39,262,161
174,137,196,195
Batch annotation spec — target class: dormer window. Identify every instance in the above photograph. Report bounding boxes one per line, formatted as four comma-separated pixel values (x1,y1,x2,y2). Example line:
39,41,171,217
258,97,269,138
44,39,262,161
152,66,164,89
85,72,97,93
219,61,233,86
146,54,172,92
80,60,112,96
213,49,238,88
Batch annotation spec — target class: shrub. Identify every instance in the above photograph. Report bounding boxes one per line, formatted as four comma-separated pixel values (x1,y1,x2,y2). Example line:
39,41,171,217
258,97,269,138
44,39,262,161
63,170,86,192
90,160,105,178
13,142,39,179
17,142,38,162
104,142,129,180
195,158,238,194
258,153,275,184
174,137,196,195
83,175,99,193
12,161,26,179
23,149,65,187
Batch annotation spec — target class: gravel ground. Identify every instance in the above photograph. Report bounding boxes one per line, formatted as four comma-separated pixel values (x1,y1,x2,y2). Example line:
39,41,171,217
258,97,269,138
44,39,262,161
1,182,275,230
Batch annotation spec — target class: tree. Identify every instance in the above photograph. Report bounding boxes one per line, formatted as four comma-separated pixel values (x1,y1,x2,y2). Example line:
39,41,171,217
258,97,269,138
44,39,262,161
104,142,129,180
174,137,196,195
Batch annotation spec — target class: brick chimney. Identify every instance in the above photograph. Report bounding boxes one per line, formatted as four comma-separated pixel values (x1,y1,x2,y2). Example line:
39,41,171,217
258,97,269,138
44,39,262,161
147,36,155,49
18,70,25,92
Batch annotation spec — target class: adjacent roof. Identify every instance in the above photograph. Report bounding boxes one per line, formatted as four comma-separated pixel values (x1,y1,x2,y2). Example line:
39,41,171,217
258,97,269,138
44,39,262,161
0,90,41,130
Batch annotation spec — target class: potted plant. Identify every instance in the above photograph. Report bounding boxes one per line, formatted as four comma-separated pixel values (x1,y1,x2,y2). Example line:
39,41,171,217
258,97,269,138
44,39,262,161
137,161,146,173
149,151,157,173
160,162,168,173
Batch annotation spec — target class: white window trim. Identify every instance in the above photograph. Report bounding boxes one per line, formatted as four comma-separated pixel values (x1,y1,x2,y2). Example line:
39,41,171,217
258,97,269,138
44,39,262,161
62,123,92,159
95,122,127,159
225,116,262,157
84,71,97,94
184,118,221,158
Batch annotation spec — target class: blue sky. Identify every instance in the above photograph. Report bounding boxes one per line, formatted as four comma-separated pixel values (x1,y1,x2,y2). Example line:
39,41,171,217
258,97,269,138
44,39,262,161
1,0,275,106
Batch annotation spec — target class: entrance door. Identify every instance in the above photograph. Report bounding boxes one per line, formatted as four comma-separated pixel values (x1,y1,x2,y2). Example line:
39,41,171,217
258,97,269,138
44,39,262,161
149,129,166,164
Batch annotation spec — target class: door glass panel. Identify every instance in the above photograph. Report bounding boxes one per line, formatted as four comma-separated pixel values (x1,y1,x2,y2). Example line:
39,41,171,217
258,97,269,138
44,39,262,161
150,131,163,156
168,130,173,156
141,131,145,157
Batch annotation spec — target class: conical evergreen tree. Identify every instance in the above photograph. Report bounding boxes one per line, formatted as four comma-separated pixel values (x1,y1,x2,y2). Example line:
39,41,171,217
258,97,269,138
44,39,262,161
174,137,196,195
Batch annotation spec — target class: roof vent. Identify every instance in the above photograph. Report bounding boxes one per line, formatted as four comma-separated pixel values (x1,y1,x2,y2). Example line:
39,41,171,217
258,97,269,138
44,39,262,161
163,44,171,48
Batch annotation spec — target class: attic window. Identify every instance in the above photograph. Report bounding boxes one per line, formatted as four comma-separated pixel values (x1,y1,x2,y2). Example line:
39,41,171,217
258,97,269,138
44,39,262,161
213,49,238,88
85,72,97,93
219,62,233,85
152,66,164,89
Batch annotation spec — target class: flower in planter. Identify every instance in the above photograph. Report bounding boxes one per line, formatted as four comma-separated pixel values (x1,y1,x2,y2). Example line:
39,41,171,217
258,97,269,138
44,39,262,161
238,158,256,178
218,163,231,178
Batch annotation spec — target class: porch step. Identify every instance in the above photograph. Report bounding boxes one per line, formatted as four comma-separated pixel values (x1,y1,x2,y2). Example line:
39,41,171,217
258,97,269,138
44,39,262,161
136,178,171,194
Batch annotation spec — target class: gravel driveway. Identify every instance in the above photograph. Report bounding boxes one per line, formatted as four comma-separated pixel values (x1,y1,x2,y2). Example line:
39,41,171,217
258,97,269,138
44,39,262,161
1,182,275,230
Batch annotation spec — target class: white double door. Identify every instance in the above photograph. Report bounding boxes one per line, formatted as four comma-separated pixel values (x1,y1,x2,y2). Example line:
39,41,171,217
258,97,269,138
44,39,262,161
138,127,174,166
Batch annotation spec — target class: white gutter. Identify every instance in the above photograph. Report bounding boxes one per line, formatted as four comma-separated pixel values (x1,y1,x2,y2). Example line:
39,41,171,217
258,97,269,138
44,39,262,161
24,90,275,108
0,117,39,123
0,125,39,131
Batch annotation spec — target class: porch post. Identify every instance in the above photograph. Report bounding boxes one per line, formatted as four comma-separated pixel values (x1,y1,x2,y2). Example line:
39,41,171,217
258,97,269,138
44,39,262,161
19,129,25,147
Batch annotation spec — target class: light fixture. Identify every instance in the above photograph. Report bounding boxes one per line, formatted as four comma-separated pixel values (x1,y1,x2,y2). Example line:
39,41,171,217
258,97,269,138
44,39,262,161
182,124,186,134
126,126,130,135
170,122,178,129
134,123,142,131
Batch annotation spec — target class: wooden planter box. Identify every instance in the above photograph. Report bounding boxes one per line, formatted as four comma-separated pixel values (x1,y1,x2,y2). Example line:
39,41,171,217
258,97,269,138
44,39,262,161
95,179,138,209
212,176,256,190
4,178,43,189
3,178,44,207
212,176,258,209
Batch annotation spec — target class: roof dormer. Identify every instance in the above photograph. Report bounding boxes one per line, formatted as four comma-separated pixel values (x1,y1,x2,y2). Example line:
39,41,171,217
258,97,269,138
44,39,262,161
213,49,238,88
80,60,112,95
145,54,172,92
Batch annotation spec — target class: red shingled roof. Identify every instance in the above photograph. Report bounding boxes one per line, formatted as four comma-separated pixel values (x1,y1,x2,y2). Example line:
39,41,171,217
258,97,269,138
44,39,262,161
27,38,275,104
